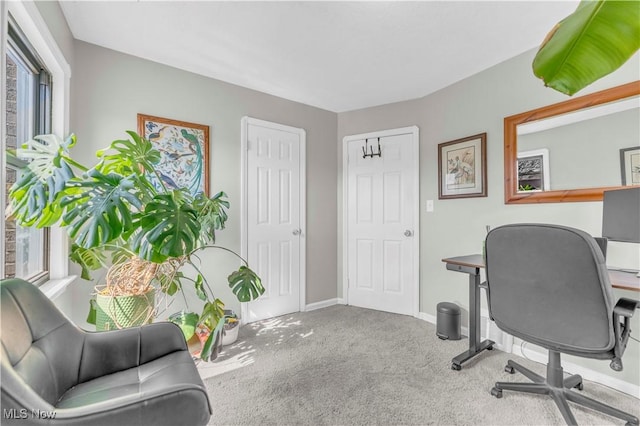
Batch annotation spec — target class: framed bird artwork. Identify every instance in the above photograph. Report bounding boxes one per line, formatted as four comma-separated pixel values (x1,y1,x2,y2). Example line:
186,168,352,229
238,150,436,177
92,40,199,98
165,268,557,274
138,113,210,196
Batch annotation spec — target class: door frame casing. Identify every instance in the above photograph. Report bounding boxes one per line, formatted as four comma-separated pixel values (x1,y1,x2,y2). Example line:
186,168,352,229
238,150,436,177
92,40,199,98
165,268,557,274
240,116,307,323
342,126,420,317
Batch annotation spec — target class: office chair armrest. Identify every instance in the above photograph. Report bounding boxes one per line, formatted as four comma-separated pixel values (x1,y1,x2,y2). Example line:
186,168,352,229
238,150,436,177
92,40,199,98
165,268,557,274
613,298,639,318
610,298,639,371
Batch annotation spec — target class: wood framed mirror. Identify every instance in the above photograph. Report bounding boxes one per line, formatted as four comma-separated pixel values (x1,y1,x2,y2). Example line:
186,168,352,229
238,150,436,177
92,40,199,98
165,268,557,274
504,81,640,204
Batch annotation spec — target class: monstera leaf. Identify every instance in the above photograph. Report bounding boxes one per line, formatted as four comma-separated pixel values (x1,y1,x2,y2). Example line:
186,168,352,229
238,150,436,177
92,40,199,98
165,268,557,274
17,134,76,181
193,191,230,245
97,131,161,181
194,274,207,300
131,191,201,262
168,311,200,341
69,244,108,280
533,0,640,95
7,169,66,227
199,298,226,361
228,266,264,302
8,135,77,227
200,317,225,362
61,169,143,249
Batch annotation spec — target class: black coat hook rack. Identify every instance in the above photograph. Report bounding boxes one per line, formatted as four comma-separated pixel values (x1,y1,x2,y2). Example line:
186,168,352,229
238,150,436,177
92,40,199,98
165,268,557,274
362,137,382,159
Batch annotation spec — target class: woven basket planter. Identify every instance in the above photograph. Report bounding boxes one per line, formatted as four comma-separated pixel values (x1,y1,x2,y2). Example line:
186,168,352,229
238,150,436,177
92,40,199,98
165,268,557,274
95,289,155,331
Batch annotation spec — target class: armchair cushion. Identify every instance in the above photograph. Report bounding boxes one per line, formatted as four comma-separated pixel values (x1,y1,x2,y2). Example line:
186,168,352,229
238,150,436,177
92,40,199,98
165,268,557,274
56,351,210,426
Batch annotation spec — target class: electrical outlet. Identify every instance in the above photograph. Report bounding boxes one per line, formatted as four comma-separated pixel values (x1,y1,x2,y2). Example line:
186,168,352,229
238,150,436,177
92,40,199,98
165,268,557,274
426,200,434,212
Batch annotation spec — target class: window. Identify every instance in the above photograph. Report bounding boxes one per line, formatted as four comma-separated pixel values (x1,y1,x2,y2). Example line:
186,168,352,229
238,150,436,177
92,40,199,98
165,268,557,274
3,19,52,284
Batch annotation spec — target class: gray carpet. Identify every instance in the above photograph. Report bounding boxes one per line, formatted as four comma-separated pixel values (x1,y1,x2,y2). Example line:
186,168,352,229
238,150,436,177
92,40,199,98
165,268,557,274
201,305,639,425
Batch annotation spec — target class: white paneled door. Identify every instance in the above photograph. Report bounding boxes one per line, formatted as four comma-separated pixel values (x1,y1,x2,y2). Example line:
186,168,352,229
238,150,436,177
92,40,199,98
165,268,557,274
345,127,419,316
242,118,306,323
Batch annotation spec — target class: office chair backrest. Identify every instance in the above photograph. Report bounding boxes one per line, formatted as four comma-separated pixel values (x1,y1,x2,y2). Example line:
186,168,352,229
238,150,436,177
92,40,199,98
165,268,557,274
485,224,615,353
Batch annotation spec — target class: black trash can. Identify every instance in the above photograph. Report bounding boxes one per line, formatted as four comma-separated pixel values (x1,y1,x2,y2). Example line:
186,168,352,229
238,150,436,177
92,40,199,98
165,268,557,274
436,302,461,340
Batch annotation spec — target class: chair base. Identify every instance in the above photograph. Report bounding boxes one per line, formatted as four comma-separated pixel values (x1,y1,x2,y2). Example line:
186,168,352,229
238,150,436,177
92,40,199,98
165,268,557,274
491,352,639,426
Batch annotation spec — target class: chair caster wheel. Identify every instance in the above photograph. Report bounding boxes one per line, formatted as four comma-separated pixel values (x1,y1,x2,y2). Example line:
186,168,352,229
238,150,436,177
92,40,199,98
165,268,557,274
504,365,515,374
487,345,494,350
491,387,503,398
624,421,639,426
575,382,584,391
451,363,461,371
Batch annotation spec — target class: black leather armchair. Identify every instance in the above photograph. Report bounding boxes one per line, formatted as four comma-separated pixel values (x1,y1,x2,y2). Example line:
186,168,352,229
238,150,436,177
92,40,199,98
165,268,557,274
484,224,639,426
1,278,212,426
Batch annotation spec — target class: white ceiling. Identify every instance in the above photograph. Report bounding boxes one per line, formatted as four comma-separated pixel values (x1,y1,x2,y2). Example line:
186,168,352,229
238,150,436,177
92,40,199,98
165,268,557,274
59,1,580,113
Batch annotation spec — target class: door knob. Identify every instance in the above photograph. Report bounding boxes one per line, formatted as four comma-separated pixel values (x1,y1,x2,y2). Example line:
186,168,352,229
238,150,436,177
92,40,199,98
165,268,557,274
292,229,301,236
404,230,413,237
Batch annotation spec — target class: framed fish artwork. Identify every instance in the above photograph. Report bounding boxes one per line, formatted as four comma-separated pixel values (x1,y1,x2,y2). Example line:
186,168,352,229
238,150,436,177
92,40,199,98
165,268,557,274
137,114,210,196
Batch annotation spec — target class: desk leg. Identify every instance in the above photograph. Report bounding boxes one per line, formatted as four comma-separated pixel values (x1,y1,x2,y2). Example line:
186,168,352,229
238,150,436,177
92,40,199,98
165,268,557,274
451,269,495,371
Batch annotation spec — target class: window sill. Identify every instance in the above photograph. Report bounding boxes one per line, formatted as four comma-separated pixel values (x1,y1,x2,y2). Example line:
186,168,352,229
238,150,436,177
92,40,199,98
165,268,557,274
41,275,77,300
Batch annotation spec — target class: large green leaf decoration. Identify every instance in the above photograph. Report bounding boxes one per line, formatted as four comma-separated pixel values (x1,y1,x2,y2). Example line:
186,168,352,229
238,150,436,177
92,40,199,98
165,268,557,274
228,266,264,302
533,0,640,95
131,191,201,262
61,169,143,249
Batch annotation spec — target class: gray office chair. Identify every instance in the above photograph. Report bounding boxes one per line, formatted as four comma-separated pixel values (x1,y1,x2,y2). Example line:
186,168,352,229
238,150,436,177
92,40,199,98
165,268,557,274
484,224,639,426
1,278,212,425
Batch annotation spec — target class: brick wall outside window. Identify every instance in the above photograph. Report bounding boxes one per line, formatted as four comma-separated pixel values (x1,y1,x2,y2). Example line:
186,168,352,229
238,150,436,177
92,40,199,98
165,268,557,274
5,56,18,278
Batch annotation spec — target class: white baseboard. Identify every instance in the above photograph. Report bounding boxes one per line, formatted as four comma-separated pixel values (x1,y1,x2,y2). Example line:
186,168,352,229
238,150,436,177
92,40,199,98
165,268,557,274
305,298,339,311
337,298,347,305
417,312,435,323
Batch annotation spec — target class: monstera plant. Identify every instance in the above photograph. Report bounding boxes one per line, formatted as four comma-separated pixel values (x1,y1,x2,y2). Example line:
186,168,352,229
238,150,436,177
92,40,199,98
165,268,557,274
6,131,264,361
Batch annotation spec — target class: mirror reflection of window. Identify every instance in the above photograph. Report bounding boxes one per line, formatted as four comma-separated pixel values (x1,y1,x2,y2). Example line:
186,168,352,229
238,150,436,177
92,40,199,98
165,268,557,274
517,149,550,192
518,156,543,191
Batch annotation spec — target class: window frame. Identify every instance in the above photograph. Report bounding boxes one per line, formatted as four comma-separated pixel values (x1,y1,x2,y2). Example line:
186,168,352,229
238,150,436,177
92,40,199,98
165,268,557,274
1,1,72,292
4,19,53,285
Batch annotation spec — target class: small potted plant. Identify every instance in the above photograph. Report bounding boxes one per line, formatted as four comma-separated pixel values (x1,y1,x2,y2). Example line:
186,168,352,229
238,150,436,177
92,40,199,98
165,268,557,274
6,132,264,361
